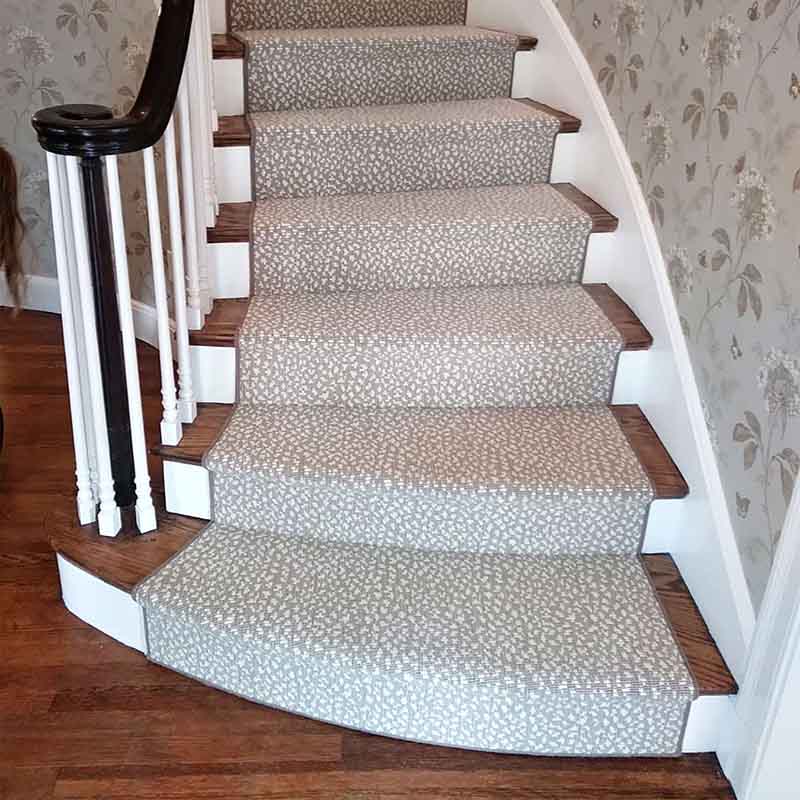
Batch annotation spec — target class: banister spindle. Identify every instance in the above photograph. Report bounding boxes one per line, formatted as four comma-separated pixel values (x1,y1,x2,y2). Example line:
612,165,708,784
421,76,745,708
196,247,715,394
142,146,183,447
45,153,96,526
163,117,198,424
65,156,122,537
105,155,158,533
176,80,204,331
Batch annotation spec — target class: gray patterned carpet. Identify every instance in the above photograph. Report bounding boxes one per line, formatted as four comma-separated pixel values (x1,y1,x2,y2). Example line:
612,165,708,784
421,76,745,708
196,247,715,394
135,2,697,757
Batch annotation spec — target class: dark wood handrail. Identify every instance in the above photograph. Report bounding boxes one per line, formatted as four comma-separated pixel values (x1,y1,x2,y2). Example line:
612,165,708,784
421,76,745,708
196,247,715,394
32,0,195,157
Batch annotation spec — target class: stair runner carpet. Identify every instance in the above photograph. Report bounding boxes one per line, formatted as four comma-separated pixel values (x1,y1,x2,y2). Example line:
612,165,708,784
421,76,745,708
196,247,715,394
135,3,698,757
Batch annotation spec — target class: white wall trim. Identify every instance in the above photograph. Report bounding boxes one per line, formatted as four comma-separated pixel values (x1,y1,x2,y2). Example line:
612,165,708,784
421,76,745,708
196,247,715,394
467,0,755,677
2,274,161,349
719,484,800,796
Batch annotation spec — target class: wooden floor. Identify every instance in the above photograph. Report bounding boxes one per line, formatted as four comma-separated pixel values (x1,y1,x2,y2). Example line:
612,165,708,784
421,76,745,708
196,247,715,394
0,309,736,799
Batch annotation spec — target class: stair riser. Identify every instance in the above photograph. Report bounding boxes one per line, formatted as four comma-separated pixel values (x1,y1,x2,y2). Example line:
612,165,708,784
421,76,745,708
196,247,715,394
227,0,467,31
242,38,517,114
251,217,591,294
210,473,651,555
237,340,621,407
251,122,558,200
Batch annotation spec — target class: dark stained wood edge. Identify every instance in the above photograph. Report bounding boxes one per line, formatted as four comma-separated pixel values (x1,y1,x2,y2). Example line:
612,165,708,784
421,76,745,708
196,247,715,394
151,403,233,465
610,405,689,499
643,555,738,697
212,31,537,60
214,114,250,147
208,202,252,244
212,32,245,59
477,28,538,51
50,496,206,593
552,183,619,232
584,284,653,351
514,99,581,133
188,298,249,348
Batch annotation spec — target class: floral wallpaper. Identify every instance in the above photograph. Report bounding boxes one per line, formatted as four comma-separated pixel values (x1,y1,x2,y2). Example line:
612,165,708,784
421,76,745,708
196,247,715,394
557,0,800,609
0,0,159,303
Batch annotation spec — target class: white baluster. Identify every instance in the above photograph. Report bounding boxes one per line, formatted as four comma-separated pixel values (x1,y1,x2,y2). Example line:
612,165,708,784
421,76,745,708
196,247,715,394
186,31,214,314
163,117,198,424
142,146,183,447
45,153,96,526
199,0,219,133
105,156,157,534
64,156,121,538
57,156,99,509
176,78,204,331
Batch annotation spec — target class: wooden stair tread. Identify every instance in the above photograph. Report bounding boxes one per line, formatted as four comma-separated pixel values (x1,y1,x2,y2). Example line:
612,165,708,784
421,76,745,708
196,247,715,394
514,99,581,133
214,114,250,147
212,33,245,59
611,405,689,499
643,555,737,696
552,183,619,233
152,403,233,465
50,497,205,593
212,32,537,61
188,299,249,347
49,511,733,697
208,202,251,244
584,284,653,351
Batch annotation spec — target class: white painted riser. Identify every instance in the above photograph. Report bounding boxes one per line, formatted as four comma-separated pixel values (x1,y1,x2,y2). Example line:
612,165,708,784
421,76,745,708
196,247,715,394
57,552,732,755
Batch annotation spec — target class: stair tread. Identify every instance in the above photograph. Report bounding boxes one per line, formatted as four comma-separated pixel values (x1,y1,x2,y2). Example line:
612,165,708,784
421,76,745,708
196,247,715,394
49,505,734,697
207,404,652,499
250,95,561,133
228,0,467,32
235,24,522,50
240,284,621,344
189,299,249,348
135,526,695,754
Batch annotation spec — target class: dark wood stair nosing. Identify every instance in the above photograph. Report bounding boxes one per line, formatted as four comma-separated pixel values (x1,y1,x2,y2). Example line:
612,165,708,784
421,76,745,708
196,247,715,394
214,114,250,148
514,99,581,133
552,183,619,233
211,32,538,61
188,298,249,348
583,283,653,351
208,201,252,244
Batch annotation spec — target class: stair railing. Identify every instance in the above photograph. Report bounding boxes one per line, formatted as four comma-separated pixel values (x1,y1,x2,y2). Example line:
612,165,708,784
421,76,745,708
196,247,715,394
32,0,218,537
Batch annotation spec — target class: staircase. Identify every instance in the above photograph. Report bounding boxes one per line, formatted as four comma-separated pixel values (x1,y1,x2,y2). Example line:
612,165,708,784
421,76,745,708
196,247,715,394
53,0,738,760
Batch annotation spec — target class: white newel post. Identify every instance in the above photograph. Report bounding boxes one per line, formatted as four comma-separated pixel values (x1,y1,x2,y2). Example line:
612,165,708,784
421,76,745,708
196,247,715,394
45,153,97,526
64,156,122,538
105,155,158,533
142,146,183,447
163,117,198,424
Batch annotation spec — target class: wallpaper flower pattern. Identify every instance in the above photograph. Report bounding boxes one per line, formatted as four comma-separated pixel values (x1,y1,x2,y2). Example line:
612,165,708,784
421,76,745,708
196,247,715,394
558,0,800,609
0,0,159,303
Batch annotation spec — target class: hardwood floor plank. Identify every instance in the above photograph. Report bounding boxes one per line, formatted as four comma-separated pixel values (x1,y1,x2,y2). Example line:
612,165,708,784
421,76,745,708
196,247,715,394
610,405,689,499
584,284,653,350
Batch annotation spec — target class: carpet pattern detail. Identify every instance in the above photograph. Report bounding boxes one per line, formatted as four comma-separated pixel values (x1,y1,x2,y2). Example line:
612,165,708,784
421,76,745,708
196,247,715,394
236,27,520,113
236,285,623,407
251,184,593,293
250,99,562,200
205,405,654,555
228,0,467,31
136,3,699,757
136,530,696,756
